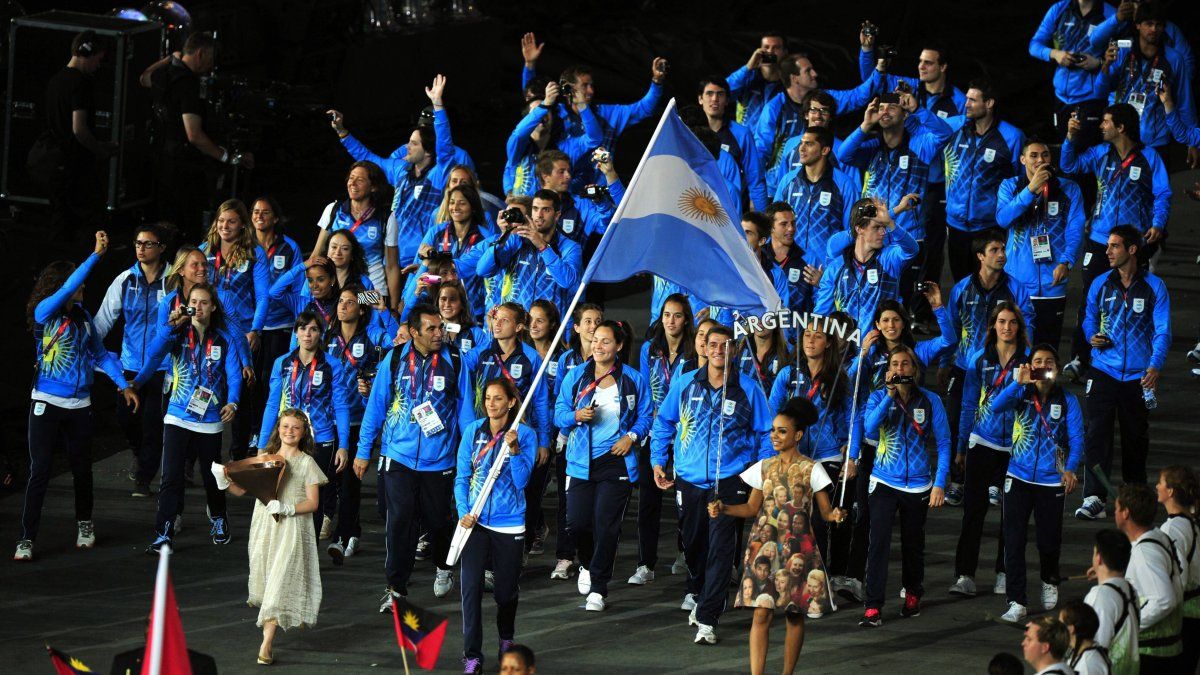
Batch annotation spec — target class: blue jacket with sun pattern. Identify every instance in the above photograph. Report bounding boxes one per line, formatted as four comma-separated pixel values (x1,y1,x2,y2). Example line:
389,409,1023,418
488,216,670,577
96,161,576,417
458,341,550,449
856,386,951,491
357,342,461,471
992,381,1083,486
477,231,582,321
135,323,243,425
33,252,127,400
1083,268,1171,383
454,419,536,529
959,345,1030,454
650,366,773,489
1060,141,1171,246
940,116,1025,232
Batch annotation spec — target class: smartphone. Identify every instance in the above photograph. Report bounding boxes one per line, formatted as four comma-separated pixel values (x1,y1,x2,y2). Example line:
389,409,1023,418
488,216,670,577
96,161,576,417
420,274,443,285
357,290,382,306
1117,39,1133,49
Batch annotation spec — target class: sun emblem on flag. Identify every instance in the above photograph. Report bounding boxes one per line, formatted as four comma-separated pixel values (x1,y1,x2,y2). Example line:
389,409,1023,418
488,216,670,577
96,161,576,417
678,187,729,227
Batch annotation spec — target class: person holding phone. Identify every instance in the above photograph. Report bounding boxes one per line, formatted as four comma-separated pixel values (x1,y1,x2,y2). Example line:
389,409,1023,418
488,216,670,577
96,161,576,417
856,345,950,627
1028,0,1114,146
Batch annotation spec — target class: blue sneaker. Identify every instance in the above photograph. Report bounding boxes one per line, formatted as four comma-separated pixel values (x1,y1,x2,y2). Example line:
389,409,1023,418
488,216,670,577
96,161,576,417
1074,496,1107,521
462,656,482,674
147,532,172,554
210,516,231,545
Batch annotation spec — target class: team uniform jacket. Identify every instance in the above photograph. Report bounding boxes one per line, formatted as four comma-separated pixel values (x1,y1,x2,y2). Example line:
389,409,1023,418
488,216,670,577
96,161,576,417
959,346,1030,454
1028,0,1116,104
773,162,861,263
991,381,1084,486
1092,44,1195,150
458,341,550,449
945,272,1036,371
357,342,461,471
1060,141,1170,246
135,323,243,429
1082,268,1170,382
257,236,304,330
856,387,951,492
996,175,1086,300
326,316,395,425
769,362,855,463
259,349,353,448
94,262,168,373
814,226,919,332
504,104,604,197
941,116,1025,232
454,419,537,529
650,367,773,489
554,360,652,481
200,243,269,336
476,231,582,320
316,199,392,294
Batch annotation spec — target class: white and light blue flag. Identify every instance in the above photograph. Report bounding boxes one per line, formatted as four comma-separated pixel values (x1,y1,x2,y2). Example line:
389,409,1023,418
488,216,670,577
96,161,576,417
580,99,782,315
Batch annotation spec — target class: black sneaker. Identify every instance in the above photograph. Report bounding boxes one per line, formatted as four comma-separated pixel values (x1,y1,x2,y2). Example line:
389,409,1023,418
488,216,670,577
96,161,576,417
131,481,152,498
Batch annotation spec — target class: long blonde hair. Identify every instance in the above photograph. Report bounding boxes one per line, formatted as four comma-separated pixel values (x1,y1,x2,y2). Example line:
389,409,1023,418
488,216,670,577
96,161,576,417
166,244,204,292
261,409,316,457
434,165,479,225
204,199,256,272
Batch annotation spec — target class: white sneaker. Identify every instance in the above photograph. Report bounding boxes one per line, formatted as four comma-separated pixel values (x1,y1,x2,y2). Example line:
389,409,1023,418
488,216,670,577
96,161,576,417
1041,583,1059,610
577,567,591,595
993,572,1007,595
693,623,717,645
433,569,454,598
988,486,1001,507
584,592,605,611
319,515,333,540
379,588,402,614
671,552,688,575
13,539,32,561
1001,601,1027,623
550,559,572,580
345,536,360,557
688,605,698,626
949,575,977,598
1188,341,1200,364
1075,496,1107,520
680,593,698,611
627,565,655,585
76,520,95,549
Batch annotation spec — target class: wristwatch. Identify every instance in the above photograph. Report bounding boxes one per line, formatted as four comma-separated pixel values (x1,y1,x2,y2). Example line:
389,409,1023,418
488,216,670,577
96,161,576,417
626,431,639,443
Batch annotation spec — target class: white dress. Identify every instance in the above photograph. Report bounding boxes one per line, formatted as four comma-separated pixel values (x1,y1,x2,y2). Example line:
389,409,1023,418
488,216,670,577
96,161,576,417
246,452,328,629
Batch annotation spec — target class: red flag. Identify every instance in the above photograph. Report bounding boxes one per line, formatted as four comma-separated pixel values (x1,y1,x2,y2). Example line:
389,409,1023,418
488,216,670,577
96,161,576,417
391,596,447,670
47,645,93,674
141,574,192,675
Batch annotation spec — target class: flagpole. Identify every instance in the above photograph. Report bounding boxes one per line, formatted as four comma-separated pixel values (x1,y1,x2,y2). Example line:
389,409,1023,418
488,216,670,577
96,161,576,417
148,543,171,675
447,98,683,567
400,643,411,675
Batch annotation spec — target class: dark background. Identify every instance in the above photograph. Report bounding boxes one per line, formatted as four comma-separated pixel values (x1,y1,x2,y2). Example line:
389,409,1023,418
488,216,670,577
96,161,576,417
0,0,1196,475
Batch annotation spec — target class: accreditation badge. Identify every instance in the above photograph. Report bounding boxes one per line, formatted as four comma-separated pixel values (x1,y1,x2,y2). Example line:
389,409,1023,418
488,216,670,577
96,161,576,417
720,143,730,153
352,343,365,358
1050,404,1062,419
1047,201,1059,217
548,361,558,377
1129,166,1141,181
1133,298,1145,313
983,148,996,163
819,191,831,207
510,363,524,378
913,408,926,424
312,370,324,387
209,345,222,361
626,394,636,408
433,376,446,392
461,339,473,351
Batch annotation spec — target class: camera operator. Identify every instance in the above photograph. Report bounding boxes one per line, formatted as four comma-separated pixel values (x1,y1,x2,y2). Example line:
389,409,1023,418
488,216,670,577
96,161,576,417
1091,2,1195,158
520,32,665,192
1087,0,1193,87
1075,225,1171,522
142,32,254,239
698,76,767,211
504,80,603,197
1059,103,1170,381
535,149,621,249
1029,0,1113,147
727,32,789,131
27,30,117,240
996,140,1086,351
858,27,965,120
754,53,881,186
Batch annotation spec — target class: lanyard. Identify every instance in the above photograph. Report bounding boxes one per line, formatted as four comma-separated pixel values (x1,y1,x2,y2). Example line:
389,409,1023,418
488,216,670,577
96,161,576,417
893,395,925,437
575,365,617,405
348,207,375,235
1030,392,1058,438
289,356,319,409
985,356,1019,399
494,350,519,387
805,375,821,400
310,297,332,326
441,226,479,253
187,327,215,381
1104,151,1139,192
747,349,765,385
1127,53,1160,90
407,350,439,400
658,351,674,390
43,316,73,356
335,333,359,368
472,429,504,467
213,250,236,283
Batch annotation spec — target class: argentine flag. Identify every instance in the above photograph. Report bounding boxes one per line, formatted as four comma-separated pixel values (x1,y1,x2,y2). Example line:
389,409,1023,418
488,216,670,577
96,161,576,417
581,99,782,315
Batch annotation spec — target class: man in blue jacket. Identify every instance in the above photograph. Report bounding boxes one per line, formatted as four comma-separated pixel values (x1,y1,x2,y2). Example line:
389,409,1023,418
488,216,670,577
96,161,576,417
773,126,861,263
533,149,622,249
650,324,772,645
1076,225,1170,521
996,139,1086,350
355,304,463,609
1029,0,1115,145
940,80,1026,283
726,32,789,131
698,76,767,211
1060,103,1170,381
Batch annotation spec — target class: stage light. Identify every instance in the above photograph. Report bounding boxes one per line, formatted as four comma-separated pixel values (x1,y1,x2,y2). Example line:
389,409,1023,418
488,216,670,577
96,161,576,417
110,8,149,21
